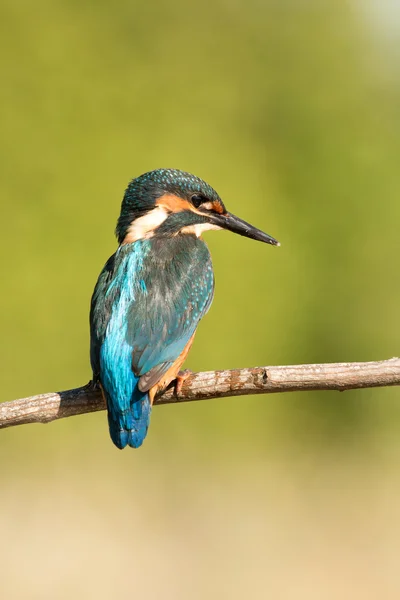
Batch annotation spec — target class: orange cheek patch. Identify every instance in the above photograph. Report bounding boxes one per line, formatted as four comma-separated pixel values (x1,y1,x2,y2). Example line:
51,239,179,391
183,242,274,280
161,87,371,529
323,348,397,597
156,194,192,213
156,193,226,217
212,200,225,214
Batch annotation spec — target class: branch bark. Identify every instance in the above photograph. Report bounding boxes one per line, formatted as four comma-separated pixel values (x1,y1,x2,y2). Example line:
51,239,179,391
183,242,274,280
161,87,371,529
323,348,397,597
1,358,399,430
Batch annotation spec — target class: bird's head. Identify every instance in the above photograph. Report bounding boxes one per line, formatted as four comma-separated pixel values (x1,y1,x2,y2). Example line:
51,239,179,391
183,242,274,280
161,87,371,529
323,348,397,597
116,168,279,247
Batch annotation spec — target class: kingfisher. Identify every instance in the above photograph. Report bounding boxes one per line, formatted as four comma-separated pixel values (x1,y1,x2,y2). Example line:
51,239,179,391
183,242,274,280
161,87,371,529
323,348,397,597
90,169,279,449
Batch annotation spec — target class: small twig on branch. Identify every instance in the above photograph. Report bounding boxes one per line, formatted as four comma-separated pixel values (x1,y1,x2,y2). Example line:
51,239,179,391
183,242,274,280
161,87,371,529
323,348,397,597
0,358,399,430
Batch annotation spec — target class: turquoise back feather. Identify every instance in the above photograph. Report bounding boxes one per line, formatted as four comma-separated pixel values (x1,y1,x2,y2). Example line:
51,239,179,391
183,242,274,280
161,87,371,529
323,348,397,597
90,235,214,449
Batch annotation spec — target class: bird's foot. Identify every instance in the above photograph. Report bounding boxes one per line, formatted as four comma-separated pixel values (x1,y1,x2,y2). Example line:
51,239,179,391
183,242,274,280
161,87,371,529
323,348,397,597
84,379,100,393
174,370,192,397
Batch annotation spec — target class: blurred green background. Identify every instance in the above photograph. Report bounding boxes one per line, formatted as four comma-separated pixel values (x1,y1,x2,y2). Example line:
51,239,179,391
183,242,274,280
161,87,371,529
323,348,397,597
1,1,400,598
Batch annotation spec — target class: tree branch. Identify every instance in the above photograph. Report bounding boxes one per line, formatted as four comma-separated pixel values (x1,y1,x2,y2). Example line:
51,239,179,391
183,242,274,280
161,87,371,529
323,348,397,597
1,358,399,430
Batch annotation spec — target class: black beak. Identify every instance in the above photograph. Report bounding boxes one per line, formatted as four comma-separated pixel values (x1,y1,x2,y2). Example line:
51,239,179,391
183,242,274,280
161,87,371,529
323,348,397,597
211,211,280,246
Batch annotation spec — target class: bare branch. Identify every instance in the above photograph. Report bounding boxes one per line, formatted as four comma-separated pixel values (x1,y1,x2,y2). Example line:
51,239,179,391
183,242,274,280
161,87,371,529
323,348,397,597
1,358,399,430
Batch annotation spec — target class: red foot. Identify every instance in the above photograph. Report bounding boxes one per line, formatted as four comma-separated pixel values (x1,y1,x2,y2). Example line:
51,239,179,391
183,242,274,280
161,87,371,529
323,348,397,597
175,370,192,397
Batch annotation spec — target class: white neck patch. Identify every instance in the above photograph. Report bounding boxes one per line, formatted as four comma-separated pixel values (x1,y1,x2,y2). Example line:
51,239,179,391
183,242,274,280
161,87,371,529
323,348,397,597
123,206,169,243
180,222,222,237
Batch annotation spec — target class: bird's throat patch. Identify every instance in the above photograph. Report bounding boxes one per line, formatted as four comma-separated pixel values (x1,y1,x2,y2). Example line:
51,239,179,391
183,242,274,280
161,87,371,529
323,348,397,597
180,223,222,237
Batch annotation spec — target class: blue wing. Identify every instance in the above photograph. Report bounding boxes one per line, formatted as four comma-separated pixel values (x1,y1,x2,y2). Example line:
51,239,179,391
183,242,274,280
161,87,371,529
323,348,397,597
128,235,214,389
90,235,214,449
90,243,151,449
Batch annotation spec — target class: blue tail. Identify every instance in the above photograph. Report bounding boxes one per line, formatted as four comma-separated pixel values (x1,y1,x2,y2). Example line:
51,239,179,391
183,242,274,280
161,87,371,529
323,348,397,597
100,339,152,449
98,268,153,449
103,384,151,449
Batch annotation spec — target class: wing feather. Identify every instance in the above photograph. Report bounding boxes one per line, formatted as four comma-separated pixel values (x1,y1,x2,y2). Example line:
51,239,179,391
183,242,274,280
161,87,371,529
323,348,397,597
91,236,214,395
128,235,214,386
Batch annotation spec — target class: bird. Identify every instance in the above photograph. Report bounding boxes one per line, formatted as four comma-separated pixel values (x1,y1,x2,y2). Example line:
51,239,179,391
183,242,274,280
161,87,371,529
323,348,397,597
90,168,279,449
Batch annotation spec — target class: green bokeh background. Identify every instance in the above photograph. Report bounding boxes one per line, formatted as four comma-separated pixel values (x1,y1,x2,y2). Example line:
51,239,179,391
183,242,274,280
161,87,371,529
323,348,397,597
1,1,400,598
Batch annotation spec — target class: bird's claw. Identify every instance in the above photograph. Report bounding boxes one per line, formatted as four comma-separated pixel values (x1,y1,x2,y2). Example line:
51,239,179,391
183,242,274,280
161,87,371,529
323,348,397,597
175,370,192,397
85,379,100,392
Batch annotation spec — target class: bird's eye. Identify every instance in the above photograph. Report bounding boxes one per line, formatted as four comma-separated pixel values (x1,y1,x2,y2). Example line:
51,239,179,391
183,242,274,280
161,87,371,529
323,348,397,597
191,194,205,208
